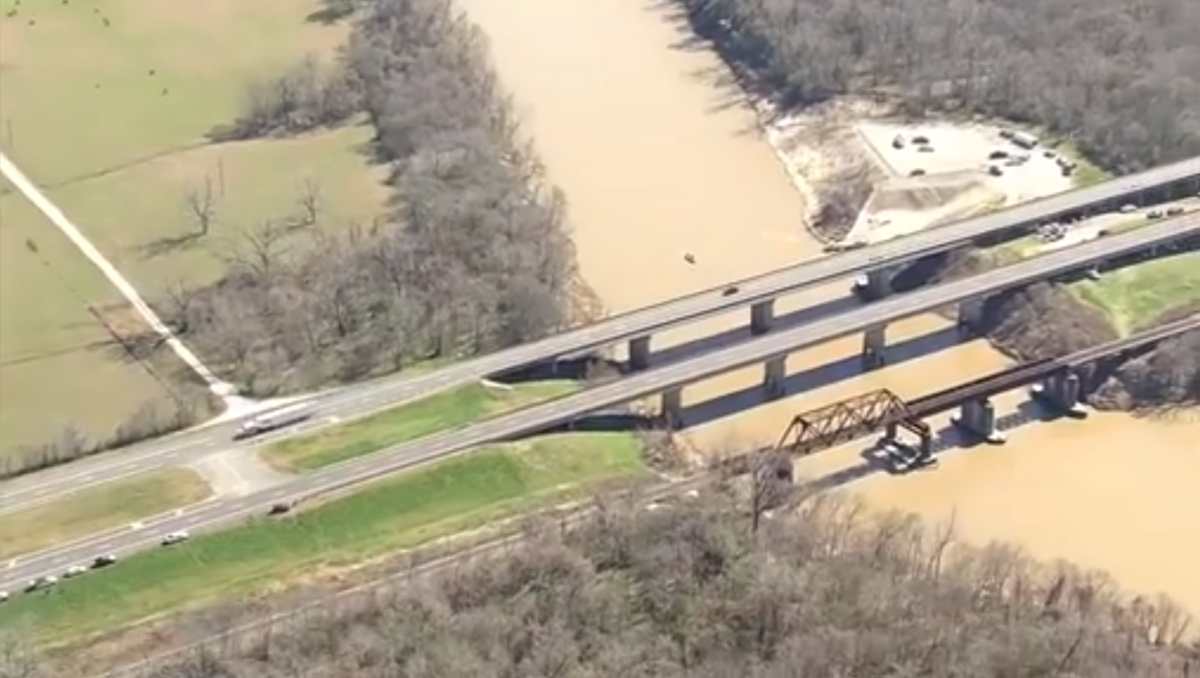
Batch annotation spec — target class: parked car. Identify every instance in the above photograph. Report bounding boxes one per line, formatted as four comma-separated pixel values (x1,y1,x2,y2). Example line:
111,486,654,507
909,168,926,176
25,575,57,592
721,285,739,297
92,554,118,569
0,591,9,603
63,565,88,579
1166,206,1185,216
268,501,295,516
161,531,190,546
1147,209,1164,220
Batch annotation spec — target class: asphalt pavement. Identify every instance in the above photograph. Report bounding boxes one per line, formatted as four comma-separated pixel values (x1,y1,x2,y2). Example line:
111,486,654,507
3,212,1195,593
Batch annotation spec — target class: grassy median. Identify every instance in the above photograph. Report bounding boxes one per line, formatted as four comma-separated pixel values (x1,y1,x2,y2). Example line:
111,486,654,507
262,380,582,472
0,433,646,646
0,468,211,560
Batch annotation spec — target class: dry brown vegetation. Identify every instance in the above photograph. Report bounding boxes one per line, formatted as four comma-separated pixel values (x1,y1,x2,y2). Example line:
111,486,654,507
156,0,579,396
20,482,1198,677
672,0,1200,172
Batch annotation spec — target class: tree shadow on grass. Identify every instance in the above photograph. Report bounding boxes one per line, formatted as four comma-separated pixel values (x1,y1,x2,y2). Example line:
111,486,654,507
139,231,204,259
305,0,357,25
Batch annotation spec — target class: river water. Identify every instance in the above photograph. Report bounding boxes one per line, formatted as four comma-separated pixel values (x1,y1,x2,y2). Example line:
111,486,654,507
457,0,1200,617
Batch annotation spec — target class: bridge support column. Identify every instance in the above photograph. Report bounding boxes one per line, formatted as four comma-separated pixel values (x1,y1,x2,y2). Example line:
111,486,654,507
1031,372,1087,417
628,336,651,372
950,399,1006,444
763,355,787,399
750,300,775,335
861,325,887,370
660,387,683,429
852,268,892,301
957,298,985,337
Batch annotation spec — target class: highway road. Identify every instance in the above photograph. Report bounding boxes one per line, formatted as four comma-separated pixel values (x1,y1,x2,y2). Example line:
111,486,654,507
3,212,1195,593
4,157,1198,508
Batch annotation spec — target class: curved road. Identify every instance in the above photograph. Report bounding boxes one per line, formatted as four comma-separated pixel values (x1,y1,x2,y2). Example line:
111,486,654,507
4,159,1198,510
3,212,1195,592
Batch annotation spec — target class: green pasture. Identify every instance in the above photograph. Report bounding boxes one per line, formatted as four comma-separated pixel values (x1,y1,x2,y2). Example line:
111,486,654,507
0,193,176,456
263,380,583,472
0,0,384,454
0,433,647,647
0,468,211,560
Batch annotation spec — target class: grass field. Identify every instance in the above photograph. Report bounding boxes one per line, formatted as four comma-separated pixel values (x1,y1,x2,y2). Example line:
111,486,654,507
0,433,647,646
0,468,211,560
0,0,386,455
263,380,583,472
1071,251,1200,335
0,192,178,455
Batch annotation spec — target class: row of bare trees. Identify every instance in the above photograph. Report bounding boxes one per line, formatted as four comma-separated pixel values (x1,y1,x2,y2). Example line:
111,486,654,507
35,484,1196,677
675,0,1200,173
158,0,578,396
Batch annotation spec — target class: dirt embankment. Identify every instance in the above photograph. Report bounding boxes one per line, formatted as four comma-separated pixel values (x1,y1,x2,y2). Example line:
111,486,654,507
917,251,1199,412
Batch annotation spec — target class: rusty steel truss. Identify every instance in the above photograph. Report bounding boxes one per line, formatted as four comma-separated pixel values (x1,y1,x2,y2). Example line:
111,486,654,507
776,389,926,457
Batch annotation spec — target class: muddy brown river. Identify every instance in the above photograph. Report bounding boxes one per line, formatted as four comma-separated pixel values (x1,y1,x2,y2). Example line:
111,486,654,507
458,0,1200,616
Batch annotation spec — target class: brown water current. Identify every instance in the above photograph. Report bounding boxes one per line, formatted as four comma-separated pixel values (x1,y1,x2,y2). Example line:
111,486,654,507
457,0,1200,616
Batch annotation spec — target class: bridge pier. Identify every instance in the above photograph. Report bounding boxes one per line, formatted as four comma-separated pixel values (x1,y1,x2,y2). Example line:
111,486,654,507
956,298,986,337
1031,372,1088,417
628,336,651,372
950,399,1006,444
763,356,787,399
660,387,683,429
861,325,887,370
852,268,892,301
750,300,775,335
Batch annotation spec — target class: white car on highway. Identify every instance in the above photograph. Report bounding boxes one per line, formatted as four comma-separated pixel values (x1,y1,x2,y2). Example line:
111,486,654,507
25,575,57,592
161,530,190,546
63,564,88,578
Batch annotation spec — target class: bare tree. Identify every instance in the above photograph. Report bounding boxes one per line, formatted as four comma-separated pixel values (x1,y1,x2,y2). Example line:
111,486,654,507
297,176,322,226
218,220,289,278
185,177,217,236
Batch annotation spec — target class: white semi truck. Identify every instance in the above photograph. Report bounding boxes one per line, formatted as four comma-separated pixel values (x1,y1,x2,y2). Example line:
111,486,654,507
233,402,315,441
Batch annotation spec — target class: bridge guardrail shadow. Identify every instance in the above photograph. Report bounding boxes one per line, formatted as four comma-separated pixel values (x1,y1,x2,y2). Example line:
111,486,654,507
677,325,963,428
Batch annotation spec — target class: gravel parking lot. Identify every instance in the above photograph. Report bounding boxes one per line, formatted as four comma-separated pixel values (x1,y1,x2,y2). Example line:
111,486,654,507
857,121,1075,203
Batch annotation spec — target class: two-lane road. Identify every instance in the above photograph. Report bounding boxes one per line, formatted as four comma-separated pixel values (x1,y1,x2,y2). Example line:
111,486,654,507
3,212,1195,592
